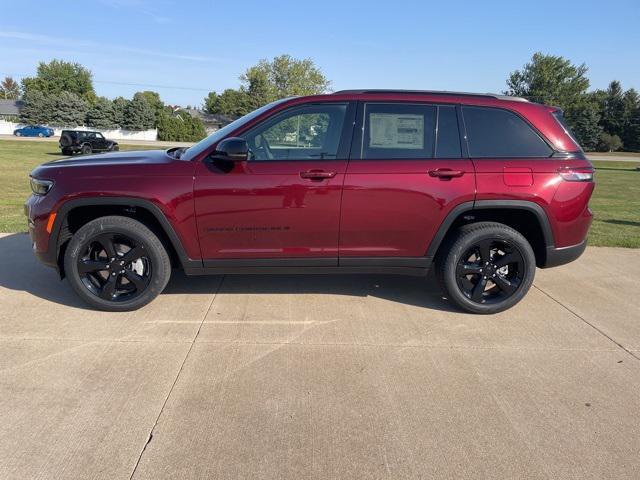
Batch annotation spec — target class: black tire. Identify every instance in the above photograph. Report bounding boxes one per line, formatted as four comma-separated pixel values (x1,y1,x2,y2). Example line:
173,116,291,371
112,144,119,151
15,131,21,137
436,222,536,314
64,216,171,311
38,132,44,137
81,144,92,155
61,148,72,156
60,134,72,147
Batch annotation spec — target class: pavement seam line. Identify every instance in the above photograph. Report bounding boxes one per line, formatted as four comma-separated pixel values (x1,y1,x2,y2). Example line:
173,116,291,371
533,284,640,362
127,275,225,480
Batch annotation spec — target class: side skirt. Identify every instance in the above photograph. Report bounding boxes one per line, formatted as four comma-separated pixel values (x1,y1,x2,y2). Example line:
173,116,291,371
186,257,432,277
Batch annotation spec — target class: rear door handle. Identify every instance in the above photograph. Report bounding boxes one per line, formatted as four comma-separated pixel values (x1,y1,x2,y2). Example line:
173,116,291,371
428,168,465,179
299,169,337,180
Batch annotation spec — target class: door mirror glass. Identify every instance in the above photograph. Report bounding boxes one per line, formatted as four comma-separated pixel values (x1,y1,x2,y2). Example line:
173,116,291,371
212,137,249,162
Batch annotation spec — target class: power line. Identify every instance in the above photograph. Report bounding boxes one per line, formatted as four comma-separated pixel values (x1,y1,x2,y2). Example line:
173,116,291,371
0,72,213,92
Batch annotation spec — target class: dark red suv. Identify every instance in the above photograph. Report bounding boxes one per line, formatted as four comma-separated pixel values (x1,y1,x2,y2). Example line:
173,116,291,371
25,90,594,313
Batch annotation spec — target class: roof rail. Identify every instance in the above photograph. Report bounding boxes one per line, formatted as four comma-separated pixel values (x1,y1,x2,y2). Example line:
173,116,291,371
332,89,529,102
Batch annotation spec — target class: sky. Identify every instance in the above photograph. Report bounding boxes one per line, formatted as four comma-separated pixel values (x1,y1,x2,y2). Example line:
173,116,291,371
1,0,639,107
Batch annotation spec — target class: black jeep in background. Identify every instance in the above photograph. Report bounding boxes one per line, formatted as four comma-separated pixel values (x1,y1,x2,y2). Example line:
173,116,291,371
59,130,119,156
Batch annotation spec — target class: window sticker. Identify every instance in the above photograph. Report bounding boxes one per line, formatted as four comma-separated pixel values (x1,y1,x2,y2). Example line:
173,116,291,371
369,113,424,149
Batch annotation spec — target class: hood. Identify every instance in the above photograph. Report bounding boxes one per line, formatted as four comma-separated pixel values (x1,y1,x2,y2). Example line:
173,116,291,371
44,149,170,168
31,149,180,179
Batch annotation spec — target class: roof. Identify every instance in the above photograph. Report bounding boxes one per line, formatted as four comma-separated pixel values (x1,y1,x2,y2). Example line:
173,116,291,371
332,90,529,102
0,99,24,115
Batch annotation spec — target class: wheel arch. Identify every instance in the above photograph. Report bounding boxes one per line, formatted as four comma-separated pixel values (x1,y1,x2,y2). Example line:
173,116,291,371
50,197,198,276
427,200,555,268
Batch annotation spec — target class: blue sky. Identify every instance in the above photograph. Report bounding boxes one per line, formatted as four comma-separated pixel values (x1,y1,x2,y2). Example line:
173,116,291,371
1,0,638,107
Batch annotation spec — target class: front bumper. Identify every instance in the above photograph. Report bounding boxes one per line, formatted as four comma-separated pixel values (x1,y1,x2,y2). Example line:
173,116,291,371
24,196,58,269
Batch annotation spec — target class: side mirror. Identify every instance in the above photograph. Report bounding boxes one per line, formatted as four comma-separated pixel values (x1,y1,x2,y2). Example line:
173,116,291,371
210,137,249,162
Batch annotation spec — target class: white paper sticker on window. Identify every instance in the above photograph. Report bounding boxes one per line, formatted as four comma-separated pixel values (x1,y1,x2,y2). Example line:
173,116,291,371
369,113,424,149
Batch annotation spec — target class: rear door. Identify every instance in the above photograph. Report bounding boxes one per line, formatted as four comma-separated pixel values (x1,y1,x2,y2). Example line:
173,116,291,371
339,102,475,260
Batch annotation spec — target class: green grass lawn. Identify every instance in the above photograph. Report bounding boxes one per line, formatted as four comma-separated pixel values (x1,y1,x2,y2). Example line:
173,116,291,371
1,139,638,247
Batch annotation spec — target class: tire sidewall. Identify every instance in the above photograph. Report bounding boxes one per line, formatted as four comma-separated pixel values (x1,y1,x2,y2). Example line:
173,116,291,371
442,227,536,314
64,217,170,311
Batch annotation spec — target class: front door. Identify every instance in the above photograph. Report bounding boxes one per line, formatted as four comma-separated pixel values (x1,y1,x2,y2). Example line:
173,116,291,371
339,102,475,260
194,102,355,263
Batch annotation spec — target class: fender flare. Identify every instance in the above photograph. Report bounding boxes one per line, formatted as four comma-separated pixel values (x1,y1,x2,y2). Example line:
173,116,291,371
49,197,198,270
425,200,555,258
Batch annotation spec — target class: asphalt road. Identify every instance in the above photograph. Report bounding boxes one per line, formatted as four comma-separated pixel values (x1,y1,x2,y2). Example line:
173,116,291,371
1,232,639,479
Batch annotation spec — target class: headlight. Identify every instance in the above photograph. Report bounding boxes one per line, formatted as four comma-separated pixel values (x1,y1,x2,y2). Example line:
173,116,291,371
30,177,54,195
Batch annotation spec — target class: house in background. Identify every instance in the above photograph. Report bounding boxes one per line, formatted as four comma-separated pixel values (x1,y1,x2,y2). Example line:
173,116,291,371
181,107,236,134
0,99,24,120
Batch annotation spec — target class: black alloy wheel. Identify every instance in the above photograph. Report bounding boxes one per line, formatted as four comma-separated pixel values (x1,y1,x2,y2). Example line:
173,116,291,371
64,216,171,311
77,233,151,302
437,222,536,314
455,238,525,304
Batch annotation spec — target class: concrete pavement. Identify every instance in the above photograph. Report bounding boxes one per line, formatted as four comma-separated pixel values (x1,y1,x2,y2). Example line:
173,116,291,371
0,232,639,479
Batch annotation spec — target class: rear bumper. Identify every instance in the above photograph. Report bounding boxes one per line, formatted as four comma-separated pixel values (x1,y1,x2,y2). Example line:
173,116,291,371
542,239,587,268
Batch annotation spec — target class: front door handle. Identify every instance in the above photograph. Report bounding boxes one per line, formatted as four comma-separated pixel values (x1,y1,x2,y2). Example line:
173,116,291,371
428,168,465,179
299,169,337,180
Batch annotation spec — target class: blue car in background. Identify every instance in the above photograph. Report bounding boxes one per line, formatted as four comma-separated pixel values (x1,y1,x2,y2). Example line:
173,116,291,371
13,125,55,137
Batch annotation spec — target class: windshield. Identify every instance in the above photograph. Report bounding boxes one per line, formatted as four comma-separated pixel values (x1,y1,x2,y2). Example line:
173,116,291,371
181,98,293,161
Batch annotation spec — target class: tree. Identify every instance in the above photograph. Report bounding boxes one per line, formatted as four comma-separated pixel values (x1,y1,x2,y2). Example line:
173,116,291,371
600,81,626,138
566,99,602,151
121,95,155,130
112,97,130,128
625,107,640,152
21,60,95,101
157,111,206,142
505,53,589,110
204,89,251,116
622,88,639,150
597,132,623,152
20,90,54,124
242,54,330,100
49,92,88,127
0,76,20,99
203,54,330,116
86,97,117,129
134,91,164,125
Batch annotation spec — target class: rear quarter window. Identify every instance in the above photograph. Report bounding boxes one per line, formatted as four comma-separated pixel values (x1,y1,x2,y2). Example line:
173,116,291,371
463,106,552,158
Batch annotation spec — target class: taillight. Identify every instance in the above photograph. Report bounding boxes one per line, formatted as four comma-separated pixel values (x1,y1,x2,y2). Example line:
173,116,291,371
558,168,594,182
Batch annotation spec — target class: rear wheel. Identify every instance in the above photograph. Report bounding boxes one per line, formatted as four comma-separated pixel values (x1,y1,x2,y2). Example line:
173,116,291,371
64,216,171,311
437,222,536,314
61,148,72,156
38,133,44,137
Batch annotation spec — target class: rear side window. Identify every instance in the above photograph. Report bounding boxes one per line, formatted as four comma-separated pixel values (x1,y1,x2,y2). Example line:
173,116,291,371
362,103,436,159
463,106,552,157
360,103,463,159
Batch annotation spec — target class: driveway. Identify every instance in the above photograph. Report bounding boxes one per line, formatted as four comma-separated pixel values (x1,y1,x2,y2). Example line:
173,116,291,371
0,232,639,479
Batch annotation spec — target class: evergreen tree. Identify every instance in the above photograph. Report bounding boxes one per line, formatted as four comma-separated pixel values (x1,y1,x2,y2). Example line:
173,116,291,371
565,99,602,151
20,90,54,124
86,97,117,129
112,97,130,128
49,92,87,127
601,81,625,137
122,95,155,130
625,107,640,151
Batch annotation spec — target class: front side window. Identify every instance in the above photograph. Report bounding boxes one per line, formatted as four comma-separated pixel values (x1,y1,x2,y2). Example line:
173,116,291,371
463,106,552,157
244,104,347,161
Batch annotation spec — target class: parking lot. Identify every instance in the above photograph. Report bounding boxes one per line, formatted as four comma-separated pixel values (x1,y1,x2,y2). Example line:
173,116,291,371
1,232,639,479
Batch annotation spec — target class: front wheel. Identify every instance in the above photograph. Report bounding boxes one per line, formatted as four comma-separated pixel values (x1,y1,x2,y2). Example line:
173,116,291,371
15,131,21,137
81,144,92,155
437,222,536,314
64,216,171,311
